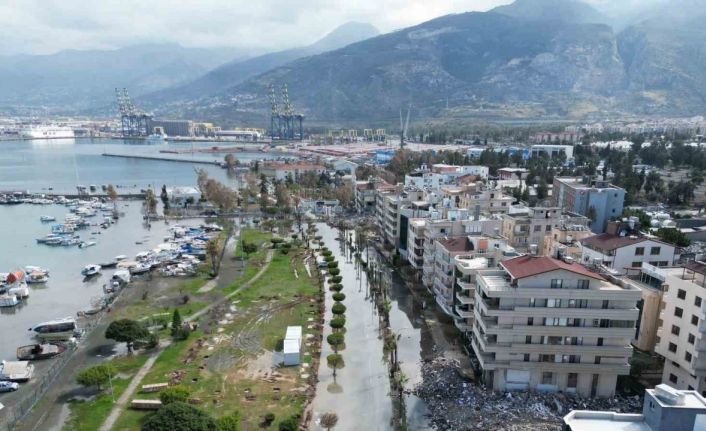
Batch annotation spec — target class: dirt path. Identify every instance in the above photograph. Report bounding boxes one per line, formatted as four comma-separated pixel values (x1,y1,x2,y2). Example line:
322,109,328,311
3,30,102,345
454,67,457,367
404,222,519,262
98,248,275,430
98,344,167,431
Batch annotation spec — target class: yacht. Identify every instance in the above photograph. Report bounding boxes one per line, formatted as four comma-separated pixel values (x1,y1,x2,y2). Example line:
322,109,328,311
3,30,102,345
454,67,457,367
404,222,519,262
40,215,56,222
29,317,77,340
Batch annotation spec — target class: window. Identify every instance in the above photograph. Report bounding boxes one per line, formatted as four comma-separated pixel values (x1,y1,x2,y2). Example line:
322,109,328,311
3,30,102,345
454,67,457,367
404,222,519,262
678,289,687,300
685,352,693,362
650,246,661,255
545,225,552,232
547,299,562,308
534,225,541,232
688,334,696,345
668,343,677,353
635,247,645,256
675,307,684,318
526,335,532,344
523,354,530,362
632,262,642,268
696,296,702,307
541,372,553,384
692,315,699,326
550,279,563,289
669,374,678,384
597,338,603,346
528,317,534,326
577,280,589,289
567,373,578,388
672,325,681,336
529,298,536,307
594,356,601,364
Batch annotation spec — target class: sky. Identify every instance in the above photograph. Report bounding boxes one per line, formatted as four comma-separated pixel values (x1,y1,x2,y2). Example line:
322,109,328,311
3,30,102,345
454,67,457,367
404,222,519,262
0,0,514,55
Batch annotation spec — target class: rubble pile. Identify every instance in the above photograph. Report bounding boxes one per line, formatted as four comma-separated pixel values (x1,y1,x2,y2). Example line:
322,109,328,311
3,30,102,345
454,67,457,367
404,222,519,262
413,357,642,431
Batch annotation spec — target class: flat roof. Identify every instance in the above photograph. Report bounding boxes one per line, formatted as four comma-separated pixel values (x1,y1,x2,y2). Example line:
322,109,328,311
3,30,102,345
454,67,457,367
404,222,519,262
563,411,649,431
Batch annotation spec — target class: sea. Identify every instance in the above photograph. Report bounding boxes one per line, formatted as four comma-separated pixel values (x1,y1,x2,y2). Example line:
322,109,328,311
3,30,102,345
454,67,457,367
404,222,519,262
0,137,279,360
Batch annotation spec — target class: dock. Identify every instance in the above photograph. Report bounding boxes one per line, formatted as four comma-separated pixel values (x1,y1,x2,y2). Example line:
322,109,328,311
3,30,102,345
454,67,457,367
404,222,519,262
101,152,222,166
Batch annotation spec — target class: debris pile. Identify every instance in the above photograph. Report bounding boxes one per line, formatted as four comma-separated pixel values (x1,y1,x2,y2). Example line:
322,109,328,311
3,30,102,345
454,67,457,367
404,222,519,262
413,357,642,431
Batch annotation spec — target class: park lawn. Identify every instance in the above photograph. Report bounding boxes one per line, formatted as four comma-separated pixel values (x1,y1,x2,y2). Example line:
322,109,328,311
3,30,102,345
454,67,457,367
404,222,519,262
112,247,320,430
234,228,272,258
63,354,150,431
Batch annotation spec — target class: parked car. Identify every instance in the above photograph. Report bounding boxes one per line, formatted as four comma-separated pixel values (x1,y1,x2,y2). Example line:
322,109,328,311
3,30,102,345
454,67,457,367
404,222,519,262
0,381,19,392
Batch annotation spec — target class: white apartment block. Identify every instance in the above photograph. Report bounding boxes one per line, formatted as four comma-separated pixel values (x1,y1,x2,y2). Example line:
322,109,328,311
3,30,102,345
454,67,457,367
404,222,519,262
530,144,574,160
654,261,706,397
404,171,444,189
432,164,489,180
460,188,515,217
472,256,641,397
581,234,676,275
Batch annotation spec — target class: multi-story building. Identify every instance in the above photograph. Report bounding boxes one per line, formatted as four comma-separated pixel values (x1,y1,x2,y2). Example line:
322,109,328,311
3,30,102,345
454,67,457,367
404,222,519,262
654,261,706,396
404,171,444,189
459,186,515,218
502,207,589,254
472,255,641,397
431,164,489,180
531,144,575,160
581,222,676,275
563,385,706,431
553,177,626,233
375,188,425,250
354,178,395,214
260,162,327,182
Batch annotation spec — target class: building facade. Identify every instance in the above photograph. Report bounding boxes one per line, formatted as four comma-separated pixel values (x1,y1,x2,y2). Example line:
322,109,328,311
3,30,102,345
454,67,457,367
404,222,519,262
472,256,641,397
553,177,626,233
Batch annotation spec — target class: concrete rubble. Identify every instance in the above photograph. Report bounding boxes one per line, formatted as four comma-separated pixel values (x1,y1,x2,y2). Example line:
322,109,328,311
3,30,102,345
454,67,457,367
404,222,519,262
412,356,643,431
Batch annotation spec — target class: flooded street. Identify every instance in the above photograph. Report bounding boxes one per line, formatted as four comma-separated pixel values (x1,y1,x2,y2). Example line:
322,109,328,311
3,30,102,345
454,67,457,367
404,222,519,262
311,223,438,430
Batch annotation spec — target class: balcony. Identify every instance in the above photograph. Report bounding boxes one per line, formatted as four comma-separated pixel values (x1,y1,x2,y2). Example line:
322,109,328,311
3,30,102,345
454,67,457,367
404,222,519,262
456,291,473,305
456,280,474,290
454,319,472,332
455,307,474,318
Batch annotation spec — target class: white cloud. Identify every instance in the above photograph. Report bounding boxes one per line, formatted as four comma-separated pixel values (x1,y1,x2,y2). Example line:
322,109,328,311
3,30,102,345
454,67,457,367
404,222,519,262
0,0,511,55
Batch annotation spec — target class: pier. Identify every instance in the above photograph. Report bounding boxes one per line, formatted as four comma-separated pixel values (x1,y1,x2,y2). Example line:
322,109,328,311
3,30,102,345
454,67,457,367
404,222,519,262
101,152,222,166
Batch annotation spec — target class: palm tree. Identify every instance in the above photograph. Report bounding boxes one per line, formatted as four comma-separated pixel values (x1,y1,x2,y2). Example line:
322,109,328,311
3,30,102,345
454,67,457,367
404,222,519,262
320,412,338,431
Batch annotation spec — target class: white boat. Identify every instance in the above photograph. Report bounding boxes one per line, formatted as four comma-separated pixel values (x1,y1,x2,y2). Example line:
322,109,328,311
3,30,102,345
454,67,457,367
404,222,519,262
115,255,127,261
130,263,151,275
24,266,49,276
111,269,131,287
40,215,56,222
78,241,96,249
0,361,34,382
29,317,77,341
146,132,168,144
20,125,75,139
0,294,19,307
8,285,30,298
26,272,49,284
81,264,101,277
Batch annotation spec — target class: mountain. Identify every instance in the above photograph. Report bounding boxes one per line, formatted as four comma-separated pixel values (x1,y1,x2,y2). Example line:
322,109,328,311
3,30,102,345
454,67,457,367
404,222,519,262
492,0,609,24
142,22,380,108
0,44,250,111
170,0,706,127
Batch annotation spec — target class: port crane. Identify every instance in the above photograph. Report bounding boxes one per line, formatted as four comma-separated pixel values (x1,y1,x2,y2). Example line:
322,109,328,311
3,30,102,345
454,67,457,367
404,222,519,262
115,88,152,137
399,105,411,149
269,83,304,140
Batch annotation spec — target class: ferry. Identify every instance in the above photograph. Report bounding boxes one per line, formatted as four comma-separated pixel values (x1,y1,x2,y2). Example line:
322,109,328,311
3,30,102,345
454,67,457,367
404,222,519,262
20,125,75,140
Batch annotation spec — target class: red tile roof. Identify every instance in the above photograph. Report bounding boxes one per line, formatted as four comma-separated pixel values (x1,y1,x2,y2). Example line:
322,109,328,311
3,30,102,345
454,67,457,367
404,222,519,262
501,255,604,280
437,237,472,253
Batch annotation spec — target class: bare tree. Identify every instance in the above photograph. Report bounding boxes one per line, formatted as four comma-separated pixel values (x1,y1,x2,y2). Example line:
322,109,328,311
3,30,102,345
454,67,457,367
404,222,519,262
320,412,338,431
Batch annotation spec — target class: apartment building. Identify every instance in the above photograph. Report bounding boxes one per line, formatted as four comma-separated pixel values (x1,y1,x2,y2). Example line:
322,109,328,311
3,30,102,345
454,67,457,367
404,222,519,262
354,177,396,214
544,224,594,260
375,188,425,250
654,261,706,396
502,207,589,254
472,255,641,397
431,164,489,180
581,232,676,275
460,186,515,218
553,177,626,233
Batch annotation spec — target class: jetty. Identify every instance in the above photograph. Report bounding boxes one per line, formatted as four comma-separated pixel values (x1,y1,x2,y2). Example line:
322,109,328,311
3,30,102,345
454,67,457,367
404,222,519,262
101,153,222,166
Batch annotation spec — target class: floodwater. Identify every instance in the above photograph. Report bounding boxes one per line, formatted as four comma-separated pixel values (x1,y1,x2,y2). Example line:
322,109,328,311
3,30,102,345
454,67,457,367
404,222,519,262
0,202,195,361
311,224,433,430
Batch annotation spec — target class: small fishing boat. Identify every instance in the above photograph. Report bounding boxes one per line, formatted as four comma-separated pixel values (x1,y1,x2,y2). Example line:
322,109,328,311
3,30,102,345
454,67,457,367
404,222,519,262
24,266,49,276
26,272,49,284
130,264,151,275
115,255,127,261
78,241,96,249
81,264,101,277
40,215,56,222
99,260,118,268
16,343,66,360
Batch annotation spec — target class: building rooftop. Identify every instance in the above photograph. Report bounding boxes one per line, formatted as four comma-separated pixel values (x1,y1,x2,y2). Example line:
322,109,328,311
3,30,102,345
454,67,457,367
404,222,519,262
501,255,604,280
437,237,472,253
581,233,672,251
563,411,650,431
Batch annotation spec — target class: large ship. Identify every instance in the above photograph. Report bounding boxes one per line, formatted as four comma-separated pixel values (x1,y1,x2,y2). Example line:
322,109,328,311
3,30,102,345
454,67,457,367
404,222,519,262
20,125,75,139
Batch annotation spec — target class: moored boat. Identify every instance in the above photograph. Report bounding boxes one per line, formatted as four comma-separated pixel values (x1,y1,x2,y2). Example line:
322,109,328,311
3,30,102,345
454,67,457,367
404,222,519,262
0,294,19,308
0,361,34,382
81,264,101,277
26,272,49,284
29,317,77,341
16,343,66,360
40,215,56,222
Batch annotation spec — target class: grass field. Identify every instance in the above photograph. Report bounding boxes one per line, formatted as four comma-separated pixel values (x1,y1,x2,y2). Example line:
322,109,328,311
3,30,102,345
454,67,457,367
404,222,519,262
111,240,321,430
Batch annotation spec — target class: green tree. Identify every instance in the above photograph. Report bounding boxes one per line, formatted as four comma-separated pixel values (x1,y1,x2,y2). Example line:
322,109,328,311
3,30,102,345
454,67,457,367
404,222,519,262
216,411,241,431
206,238,221,276
241,242,258,257
105,319,150,353
76,364,116,390
656,228,691,247
161,185,170,211
278,416,299,431
160,386,191,405
141,402,216,431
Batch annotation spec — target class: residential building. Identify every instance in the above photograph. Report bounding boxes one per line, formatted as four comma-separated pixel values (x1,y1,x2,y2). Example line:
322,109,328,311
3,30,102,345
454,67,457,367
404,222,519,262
502,207,589,254
654,261,706,396
375,188,425,250
166,186,201,205
404,171,444,189
472,255,641,397
563,384,706,431
260,162,326,182
531,144,575,160
432,164,489,180
498,168,529,180
354,177,395,214
544,224,594,260
531,132,582,144
553,177,626,233
459,186,515,218
581,222,676,275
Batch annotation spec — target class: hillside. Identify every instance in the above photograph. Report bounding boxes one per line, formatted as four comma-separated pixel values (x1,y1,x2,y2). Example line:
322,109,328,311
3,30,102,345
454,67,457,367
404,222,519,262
0,44,249,111
141,22,380,109
168,0,706,127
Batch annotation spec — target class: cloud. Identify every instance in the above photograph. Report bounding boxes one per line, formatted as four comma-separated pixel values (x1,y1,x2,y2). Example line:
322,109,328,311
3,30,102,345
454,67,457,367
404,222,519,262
0,0,511,55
